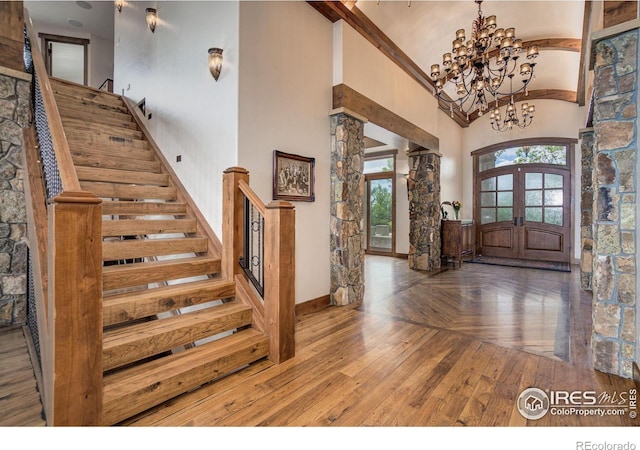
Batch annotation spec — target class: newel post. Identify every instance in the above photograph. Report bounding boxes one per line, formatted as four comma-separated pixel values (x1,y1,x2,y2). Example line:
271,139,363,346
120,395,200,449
48,190,102,425
264,200,295,363
222,167,249,280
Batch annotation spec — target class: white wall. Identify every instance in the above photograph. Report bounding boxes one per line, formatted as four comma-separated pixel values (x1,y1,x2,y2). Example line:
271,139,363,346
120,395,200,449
27,20,114,89
113,1,239,236
438,109,465,217
462,100,587,260
335,21,440,145
238,1,333,304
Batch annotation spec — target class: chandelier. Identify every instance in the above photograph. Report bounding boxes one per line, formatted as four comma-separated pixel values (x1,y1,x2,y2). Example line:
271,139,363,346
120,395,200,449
429,0,539,124
489,76,536,131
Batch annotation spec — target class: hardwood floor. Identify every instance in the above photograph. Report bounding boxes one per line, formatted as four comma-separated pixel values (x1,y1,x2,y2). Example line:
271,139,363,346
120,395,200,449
0,327,45,426
123,256,637,427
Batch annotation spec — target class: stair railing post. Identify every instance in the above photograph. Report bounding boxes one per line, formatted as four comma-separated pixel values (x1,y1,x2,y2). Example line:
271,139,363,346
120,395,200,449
264,200,296,363
222,167,249,280
48,190,103,425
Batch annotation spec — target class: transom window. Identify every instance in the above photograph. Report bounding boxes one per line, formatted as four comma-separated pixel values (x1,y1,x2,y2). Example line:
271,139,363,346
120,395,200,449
479,145,567,172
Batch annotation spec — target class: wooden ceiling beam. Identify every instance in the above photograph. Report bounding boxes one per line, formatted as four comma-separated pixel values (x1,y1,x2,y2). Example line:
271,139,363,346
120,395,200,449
467,89,578,123
577,1,593,107
309,1,583,128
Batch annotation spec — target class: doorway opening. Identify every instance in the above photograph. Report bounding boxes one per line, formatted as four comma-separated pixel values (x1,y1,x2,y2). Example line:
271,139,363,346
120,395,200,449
39,33,89,85
472,138,575,263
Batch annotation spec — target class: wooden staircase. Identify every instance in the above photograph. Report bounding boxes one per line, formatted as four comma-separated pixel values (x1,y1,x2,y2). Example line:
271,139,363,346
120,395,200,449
49,77,270,425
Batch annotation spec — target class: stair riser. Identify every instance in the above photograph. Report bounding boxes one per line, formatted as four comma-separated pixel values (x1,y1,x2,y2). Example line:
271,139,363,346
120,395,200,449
103,307,253,371
102,238,208,262
102,219,197,238
102,337,269,425
103,280,236,326
102,202,188,217
76,167,169,186
81,181,177,201
70,144,156,162
63,120,143,139
73,154,162,173
102,258,221,291
66,132,148,150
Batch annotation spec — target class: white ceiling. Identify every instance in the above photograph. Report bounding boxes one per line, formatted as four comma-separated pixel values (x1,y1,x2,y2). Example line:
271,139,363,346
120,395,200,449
357,0,585,94
24,0,115,41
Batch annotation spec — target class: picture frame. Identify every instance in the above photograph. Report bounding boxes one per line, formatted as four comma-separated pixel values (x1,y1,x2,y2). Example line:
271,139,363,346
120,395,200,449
273,150,315,202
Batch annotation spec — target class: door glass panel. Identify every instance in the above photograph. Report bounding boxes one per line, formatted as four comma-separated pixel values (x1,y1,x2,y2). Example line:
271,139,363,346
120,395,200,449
497,174,513,191
497,208,513,222
497,191,513,207
478,145,567,171
525,190,543,206
50,41,85,84
545,207,563,226
544,189,563,206
481,192,496,207
368,178,392,250
526,207,543,222
481,177,496,191
525,172,543,190
481,208,496,224
545,173,563,189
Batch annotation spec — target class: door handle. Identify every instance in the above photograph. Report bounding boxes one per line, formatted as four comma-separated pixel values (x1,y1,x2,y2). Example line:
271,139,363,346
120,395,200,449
520,216,524,226
513,217,518,226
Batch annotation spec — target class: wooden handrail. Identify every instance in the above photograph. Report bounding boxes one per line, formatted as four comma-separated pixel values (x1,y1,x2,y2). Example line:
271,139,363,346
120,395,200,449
24,9,81,192
239,179,267,216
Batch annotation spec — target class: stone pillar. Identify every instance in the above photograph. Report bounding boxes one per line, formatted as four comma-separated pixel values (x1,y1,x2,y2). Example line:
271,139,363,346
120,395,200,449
0,67,30,326
330,111,365,306
590,27,638,378
407,149,441,272
580,128,595,291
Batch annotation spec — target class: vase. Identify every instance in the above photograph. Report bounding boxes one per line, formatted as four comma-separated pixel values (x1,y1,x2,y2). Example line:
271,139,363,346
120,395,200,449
454,209,460,220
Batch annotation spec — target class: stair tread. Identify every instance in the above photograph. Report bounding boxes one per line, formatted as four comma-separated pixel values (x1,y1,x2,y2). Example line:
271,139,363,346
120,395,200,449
73,155,162,173
103,278,236,326
103,301,252,370
54,92,128,113
81,181,177,200
70,142,156,161
102,328,269,425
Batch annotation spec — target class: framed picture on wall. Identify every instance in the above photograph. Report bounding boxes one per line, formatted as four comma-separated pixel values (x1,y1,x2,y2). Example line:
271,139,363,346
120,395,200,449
273,150,315,202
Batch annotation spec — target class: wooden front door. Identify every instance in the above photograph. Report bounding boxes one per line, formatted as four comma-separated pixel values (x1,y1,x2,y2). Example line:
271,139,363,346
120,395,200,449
473,140,574,263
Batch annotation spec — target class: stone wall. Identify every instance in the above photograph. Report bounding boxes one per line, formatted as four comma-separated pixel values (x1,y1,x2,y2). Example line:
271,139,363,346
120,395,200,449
407,149,441,272
590,28,638,378
0,67,30,327
580,128,595,291
330,112,365,306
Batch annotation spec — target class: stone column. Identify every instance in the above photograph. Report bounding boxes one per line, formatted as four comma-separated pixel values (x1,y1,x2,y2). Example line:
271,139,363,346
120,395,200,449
330,111,365,306
590,27,638,378
407,148,441,272
0,67,30,326
579,128,595,291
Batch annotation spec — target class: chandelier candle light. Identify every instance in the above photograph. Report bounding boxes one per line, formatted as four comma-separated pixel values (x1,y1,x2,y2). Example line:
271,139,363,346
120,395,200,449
429,0,539,126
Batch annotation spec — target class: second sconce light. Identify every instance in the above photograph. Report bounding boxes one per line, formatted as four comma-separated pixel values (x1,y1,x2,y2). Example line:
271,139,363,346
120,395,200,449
208,48,223,81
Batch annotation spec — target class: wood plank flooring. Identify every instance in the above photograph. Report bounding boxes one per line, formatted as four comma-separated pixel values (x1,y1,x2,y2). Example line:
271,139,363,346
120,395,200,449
0,327,45,426
1,257,637,427
123,257,637,427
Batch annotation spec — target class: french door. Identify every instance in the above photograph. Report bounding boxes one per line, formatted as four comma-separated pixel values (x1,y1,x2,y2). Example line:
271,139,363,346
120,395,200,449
364,173,395,255
476,165,571,262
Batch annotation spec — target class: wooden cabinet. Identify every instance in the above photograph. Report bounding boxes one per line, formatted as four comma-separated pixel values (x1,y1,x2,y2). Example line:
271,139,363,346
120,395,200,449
441,220,475,267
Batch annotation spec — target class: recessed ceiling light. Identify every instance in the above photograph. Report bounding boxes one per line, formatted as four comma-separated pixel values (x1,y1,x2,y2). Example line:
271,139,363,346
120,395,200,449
68,19,84,27
75,1,92,9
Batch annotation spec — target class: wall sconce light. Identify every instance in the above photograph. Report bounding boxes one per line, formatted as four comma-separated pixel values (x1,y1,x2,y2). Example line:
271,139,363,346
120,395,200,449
145,8,157,33
115,0,123,12
208,48,223,81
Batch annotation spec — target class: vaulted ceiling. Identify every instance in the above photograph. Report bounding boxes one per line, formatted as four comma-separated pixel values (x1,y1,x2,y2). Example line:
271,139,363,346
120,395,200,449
309,0,590,128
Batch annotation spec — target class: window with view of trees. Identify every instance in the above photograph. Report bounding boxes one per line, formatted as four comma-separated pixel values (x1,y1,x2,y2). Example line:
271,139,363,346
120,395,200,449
479,145,567,172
